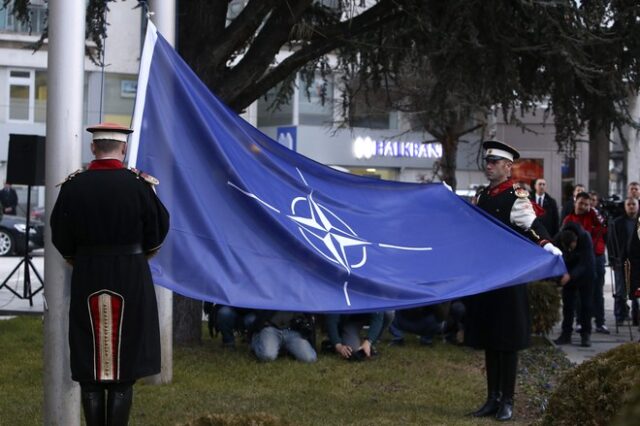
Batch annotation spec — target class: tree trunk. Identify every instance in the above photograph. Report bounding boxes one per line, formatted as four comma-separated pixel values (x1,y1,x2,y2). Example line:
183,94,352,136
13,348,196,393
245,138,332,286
588,116,610,198
439,132,459,191
172,294,203,346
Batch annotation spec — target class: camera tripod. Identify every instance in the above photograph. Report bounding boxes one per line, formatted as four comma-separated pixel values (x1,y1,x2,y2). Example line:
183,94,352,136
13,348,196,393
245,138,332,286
0,185,43,307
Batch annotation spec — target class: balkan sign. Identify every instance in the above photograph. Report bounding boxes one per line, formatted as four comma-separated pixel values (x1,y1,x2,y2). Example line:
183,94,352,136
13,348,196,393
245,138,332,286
352,136,443,160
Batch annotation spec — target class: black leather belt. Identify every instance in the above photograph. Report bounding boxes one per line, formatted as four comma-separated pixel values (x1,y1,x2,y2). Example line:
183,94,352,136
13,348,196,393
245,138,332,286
76,243,143,256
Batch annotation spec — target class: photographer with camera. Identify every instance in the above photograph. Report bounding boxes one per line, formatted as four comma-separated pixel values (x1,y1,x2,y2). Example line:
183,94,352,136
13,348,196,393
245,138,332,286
325,312,387,360
554,222,596,347
249,310,317,363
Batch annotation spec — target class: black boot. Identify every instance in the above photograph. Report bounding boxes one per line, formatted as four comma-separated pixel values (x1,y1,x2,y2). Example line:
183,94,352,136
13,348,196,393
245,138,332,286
496,398,514,421
81,388,106,426
496,351,517,421
470,391,501,417
580,333,591,347
553,333,571,345
470,350,501,417
106,385,133,426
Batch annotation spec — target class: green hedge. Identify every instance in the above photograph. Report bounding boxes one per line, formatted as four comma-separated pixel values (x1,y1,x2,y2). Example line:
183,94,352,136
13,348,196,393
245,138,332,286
539,343,640,426
528,280,561,335
612,382,640,426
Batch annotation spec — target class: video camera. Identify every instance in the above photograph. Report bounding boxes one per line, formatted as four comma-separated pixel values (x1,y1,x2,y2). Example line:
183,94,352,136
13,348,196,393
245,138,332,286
599,195,624,222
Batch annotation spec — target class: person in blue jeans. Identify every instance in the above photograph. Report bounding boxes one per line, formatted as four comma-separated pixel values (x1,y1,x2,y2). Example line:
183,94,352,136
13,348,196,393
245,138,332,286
250,310,317,363
215,305,256,349
325,312,389,360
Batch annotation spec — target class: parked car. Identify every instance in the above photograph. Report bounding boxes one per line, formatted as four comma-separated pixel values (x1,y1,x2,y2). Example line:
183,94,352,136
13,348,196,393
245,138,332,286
30,206,45,222
0,215,45,256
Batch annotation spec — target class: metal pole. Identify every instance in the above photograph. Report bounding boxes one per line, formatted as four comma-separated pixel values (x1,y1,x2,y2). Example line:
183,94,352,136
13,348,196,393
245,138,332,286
146,0,176,386
43,0,85,424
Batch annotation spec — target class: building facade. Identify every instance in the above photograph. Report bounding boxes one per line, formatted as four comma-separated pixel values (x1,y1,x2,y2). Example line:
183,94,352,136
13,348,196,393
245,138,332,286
0,0,141,210
0,0,606,215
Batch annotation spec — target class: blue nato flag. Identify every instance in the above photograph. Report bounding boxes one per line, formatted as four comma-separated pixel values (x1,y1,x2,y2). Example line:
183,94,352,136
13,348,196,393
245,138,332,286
129,23,566,313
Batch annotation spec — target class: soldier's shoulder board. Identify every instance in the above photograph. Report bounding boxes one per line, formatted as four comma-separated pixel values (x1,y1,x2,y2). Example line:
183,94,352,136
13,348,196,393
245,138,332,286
128,167,160,186
513,184,529,199
56,169,84,187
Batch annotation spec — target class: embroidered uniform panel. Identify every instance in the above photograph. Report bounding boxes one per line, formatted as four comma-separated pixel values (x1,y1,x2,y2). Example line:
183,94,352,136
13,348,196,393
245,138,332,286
88,290,124,382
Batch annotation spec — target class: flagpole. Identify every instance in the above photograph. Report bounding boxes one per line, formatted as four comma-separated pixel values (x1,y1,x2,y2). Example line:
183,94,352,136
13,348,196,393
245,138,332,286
43,0,85,424
146,0,176,386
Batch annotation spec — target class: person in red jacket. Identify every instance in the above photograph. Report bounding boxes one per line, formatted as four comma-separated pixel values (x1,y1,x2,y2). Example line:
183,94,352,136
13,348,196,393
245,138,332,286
563,191,609,333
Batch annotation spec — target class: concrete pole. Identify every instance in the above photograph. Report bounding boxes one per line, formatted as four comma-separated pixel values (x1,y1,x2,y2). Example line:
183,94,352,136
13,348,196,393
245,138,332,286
145,0,176,385
43,1,85,425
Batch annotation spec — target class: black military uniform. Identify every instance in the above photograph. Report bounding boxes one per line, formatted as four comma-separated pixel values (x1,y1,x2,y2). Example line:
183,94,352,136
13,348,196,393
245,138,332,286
465,140,558,421
51,123,169,426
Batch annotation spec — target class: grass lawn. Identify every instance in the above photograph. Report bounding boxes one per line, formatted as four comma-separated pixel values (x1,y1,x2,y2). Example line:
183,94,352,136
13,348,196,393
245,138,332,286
0,316,570,425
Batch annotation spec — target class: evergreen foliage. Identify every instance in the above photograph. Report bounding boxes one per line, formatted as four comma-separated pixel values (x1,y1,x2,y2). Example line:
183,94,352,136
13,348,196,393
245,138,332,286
539,342,640,426
528,280,562,336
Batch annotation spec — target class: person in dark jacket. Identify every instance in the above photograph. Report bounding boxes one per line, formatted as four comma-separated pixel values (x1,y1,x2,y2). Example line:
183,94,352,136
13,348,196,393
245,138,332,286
465,140,562,422
609,198,638,324
553,222,596,347
530,178,560,238
561,183,586,222
0,182,17,215
50,123,170,426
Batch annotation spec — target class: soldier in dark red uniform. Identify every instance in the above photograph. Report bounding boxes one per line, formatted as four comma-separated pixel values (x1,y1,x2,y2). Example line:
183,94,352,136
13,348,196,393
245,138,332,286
51,123,170,426
465,140,563,422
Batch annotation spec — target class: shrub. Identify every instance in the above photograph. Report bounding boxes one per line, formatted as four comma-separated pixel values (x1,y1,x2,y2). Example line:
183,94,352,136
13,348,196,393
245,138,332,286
539,343,640,426
528,280,561,335
612,382,640,426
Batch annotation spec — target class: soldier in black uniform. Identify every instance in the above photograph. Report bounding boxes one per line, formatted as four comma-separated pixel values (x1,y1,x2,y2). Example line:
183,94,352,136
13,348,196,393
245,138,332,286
465,140,563,422
51,123,170,426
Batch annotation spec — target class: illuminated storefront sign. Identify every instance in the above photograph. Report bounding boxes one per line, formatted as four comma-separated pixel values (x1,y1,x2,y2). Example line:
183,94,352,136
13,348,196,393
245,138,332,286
352,136,442,160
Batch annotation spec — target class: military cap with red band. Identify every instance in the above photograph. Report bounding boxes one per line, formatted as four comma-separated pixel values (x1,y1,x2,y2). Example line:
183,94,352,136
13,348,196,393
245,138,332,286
86,122,133,143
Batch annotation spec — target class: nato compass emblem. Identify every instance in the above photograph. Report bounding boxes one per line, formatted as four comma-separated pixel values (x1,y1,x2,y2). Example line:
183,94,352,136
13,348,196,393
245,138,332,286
228,168,432,306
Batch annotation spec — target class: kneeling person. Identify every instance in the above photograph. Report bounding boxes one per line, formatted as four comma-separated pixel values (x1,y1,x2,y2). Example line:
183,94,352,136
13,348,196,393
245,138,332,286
250,311,317,363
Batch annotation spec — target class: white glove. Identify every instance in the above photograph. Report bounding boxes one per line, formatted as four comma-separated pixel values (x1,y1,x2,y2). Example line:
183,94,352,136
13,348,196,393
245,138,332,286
543,242,562,256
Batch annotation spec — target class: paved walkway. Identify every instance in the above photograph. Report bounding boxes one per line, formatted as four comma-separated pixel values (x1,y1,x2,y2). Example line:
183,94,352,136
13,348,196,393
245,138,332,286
548,266,638,364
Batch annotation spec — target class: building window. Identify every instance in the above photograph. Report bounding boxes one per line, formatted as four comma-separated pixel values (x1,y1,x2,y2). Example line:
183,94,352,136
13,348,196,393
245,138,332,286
0,0,47,34
7,69,47,123
34,71,47,123
257,83,294,127
8,69,33,121
348,92,398,130
298,74,334,126
102,74,137,126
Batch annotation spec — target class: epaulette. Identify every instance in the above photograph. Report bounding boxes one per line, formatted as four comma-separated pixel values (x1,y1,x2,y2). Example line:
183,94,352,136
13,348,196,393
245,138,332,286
513,184,529,199
56,169,84,187
129,167,160,186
